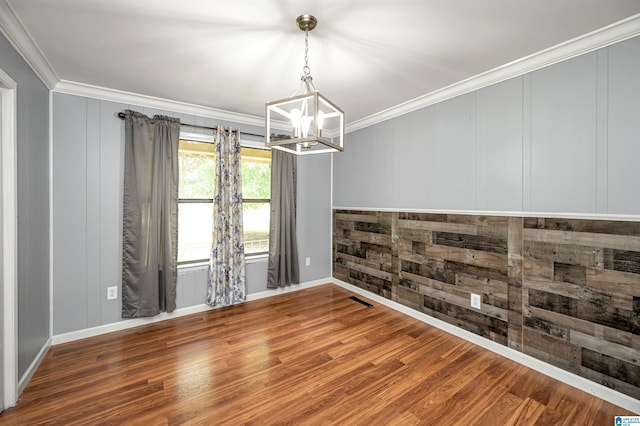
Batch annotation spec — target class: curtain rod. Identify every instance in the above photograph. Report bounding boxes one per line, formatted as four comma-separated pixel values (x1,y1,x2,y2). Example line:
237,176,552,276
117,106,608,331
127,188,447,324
117,112,264,138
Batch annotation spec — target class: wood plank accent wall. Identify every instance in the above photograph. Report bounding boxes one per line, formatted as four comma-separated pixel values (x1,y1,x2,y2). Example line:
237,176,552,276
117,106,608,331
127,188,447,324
333,210,640,400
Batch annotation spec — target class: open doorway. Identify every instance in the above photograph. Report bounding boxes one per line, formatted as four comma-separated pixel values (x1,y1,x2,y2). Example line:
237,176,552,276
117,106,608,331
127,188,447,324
0,67,17,410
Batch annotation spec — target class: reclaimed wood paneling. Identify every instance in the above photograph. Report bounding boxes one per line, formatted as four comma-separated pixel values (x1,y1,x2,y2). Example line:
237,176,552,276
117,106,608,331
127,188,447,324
523,217,640,399
508,217,524,351
334,211,395,299
334,210,640,400
336,210,510,347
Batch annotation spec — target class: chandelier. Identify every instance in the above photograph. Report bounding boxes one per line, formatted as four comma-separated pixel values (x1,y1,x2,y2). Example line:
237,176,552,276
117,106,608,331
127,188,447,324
265,15,344,155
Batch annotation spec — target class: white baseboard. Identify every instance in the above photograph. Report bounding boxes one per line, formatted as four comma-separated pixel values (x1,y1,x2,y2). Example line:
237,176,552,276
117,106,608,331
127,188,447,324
52,279,330,346
245,278,329,301
52,304,211,345
330,278,640,414
18,337,51,396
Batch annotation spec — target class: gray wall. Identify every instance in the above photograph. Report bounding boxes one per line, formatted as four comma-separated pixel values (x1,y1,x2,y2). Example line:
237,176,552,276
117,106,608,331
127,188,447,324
0,32,50,378
334,36,640,216
297,154,332,282
52,93,332,335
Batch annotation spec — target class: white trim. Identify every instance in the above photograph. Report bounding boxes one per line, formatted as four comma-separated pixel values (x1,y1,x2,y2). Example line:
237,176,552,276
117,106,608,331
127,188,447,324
178,254,267,273
0,0,58,89
177,262,209,273
332,206,640,222
240,139,268,150
330,278,640,414
329,153,334,275
52,304,213,345
48,90,53,342
55,80,274,131
179,131,268,150
245,254,268,264
179,131,215,143
346,14,640,134
177,257,267,272
17,337,50,396
52,279,329,345
245,278,328,302
0,67,17,409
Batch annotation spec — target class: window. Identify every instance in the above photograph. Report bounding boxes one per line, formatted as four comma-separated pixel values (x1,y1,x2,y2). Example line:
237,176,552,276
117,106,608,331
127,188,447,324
177,138,271,264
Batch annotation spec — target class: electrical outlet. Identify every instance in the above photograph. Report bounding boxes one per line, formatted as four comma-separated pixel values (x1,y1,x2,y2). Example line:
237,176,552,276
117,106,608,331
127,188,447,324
470,293,481,309
107,286,118,300
305,257,311,266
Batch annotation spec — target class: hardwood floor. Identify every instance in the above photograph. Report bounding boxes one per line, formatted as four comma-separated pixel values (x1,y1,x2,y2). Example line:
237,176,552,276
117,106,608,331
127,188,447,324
1,284,636,425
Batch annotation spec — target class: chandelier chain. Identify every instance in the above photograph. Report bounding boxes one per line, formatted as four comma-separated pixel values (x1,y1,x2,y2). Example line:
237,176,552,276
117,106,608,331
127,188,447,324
303,30,311,77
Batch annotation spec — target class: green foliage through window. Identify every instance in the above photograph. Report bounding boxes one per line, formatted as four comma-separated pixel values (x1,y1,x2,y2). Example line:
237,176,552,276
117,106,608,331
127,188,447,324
177,140,272,263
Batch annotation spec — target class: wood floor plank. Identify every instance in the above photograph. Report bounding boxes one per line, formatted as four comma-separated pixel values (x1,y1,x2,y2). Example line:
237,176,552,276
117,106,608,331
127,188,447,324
1,284,636,425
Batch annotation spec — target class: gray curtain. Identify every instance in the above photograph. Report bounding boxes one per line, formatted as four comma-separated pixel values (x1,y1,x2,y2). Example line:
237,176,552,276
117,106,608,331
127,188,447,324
206,127,246,306
122,110,180,318
267,148,299,288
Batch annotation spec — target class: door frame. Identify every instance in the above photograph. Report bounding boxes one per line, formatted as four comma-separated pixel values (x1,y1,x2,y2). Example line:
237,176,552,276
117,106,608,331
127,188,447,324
0,67,18,409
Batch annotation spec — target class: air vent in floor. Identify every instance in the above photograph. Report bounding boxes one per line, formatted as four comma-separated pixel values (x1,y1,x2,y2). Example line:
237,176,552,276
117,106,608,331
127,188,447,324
349,296,373,307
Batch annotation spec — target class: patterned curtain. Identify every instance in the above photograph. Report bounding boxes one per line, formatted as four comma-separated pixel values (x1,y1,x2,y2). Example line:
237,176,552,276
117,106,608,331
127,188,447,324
206,127,246,306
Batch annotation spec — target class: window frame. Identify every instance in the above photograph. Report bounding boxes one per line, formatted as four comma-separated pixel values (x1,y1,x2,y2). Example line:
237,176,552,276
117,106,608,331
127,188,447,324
177,132,271,266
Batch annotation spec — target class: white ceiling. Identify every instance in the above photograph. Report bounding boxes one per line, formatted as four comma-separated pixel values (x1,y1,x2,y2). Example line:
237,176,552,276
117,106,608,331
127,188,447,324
5,0,640,124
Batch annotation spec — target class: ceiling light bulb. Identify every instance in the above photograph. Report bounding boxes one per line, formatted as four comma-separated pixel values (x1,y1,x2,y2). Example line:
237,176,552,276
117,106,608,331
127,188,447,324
317,111,325,128
290,108,302,126
290,108,302,137
316,111,325,136
301,115,312,138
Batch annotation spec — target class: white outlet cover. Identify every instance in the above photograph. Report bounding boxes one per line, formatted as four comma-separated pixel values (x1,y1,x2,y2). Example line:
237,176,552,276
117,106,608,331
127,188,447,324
470,293,481,309
305,257,311,266
107,286,118,300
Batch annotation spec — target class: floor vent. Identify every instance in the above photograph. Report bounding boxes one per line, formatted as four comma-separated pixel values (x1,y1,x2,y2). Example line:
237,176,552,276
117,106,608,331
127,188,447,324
349,296,373,307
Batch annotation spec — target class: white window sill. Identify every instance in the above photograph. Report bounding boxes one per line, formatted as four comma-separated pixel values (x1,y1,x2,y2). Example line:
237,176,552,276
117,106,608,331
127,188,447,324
178,254,268,273
246,253,269,264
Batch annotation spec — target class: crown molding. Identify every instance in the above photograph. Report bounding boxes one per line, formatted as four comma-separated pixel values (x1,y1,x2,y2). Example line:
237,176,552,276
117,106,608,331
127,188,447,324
346,13,640,134
54,79,276,129
3,0,638,133
0,0,59,89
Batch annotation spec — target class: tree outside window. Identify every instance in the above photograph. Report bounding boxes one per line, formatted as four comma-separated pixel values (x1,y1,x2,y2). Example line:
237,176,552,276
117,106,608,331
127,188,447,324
177,139,271,264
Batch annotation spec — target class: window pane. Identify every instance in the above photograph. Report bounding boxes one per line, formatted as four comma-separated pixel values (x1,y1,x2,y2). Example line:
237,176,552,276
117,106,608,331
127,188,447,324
178,202,212,263
243,202,270,254
241,147,271,199
177,141,272,261
179,139,215,199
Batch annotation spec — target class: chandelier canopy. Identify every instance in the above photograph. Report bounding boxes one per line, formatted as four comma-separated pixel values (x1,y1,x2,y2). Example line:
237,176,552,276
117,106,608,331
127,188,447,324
265,15,344,155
